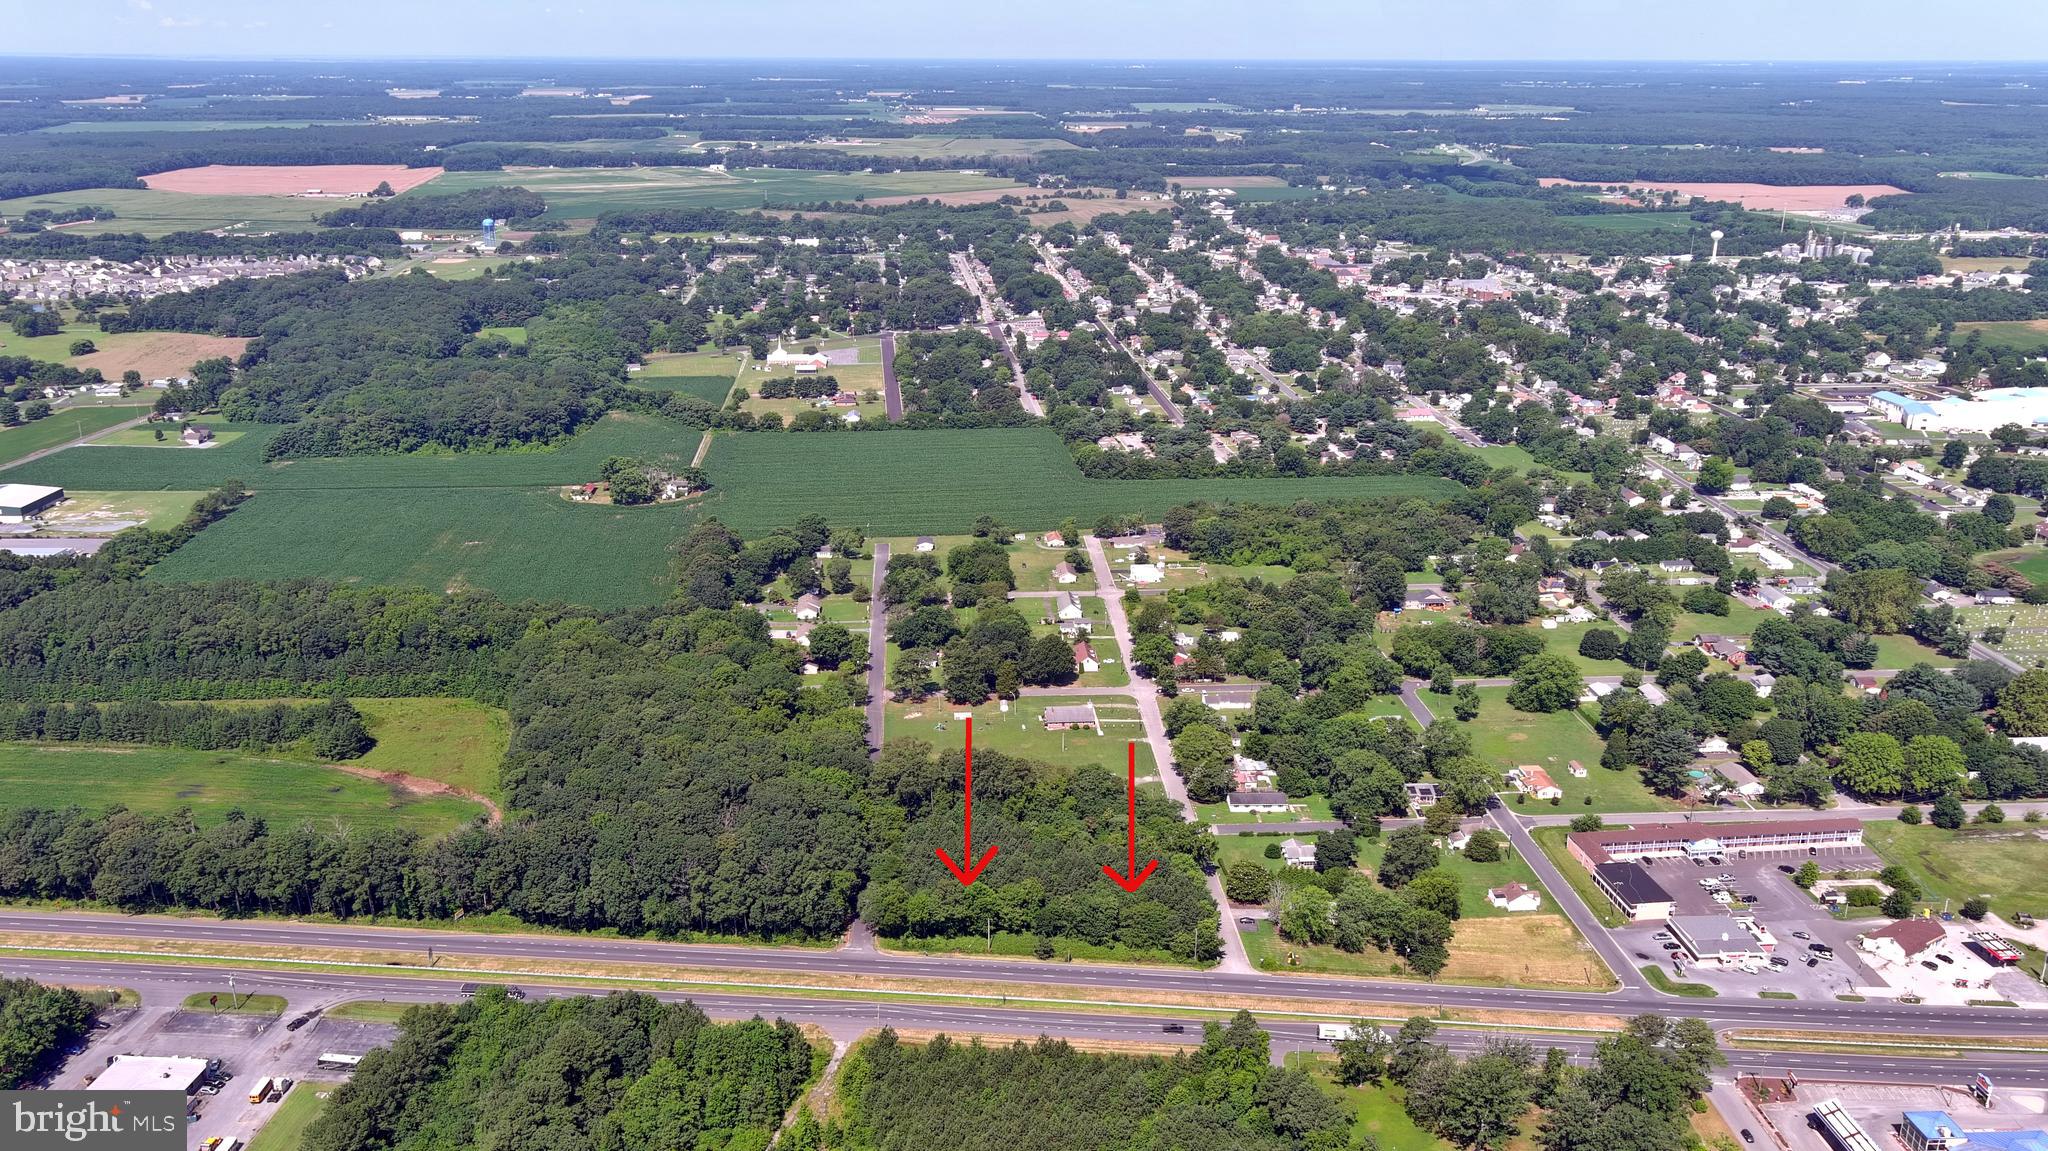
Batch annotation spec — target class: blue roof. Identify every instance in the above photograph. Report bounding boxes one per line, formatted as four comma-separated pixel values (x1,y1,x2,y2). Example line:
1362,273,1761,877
1903,1112,2048,1151
1872,391,1937,417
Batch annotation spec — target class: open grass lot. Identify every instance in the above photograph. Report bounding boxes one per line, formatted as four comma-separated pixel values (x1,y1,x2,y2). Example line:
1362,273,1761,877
1241,913,1611,989
72,333,251,380
411,166,1029,218
1942,256,2033,274
1864,821,2048,923
0,744,488,834
1956,320,2048,353
760,134,1083,158
1218,830,1558,922
882,695,1157,778
1666,604,1782,641
0,187,336,236
1868,634,1959,670
37,119,361,133
697,429,1460,536
351,697,511,806
0,406,146,468
1288,1054,1452,1151
1463,687,1675,814
1982,547,2048,584
1538,619,1632,677
635,348,741,403
93,426,247,448
246,1082,341,1151
1200,795,1336,825
481,325,528,345
32,490,202,533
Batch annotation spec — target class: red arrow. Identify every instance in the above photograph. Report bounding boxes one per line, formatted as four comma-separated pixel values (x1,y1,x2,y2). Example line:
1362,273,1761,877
1102,741,1159,893
935,717,998,886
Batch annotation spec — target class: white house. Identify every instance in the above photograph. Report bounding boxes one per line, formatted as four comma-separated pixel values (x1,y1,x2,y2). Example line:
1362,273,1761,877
793,594,822,621
1054,592,1085,621
1487,883,1543,912
1280,838,1318,869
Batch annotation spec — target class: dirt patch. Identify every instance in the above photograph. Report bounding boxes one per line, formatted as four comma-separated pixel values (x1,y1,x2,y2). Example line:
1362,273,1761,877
142,164,443,196
73,333,249,380
1538,178,1906,212
328,762,503,826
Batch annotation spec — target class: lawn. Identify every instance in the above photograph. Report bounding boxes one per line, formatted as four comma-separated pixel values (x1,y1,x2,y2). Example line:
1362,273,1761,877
411,166,1030,218
1667,605,1782,641
1198,795,1336,825
697,429,1461,537
29,490,203,533
1218,831,1557,922
1531,826,1629,929
180,991,287,1015
246,1082,341,1151
481,325,528,345
1463,687,1674,814
0,406,147,468
1955,320,2048,354
1864,821,2048,923
0,744,489,835
882,695,1157,778
1867,634,1959,670
92,427,248,449
323,1000,417,1024
1538,619,1632,677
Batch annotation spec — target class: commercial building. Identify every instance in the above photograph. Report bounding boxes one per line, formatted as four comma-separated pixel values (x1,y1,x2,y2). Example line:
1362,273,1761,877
1567,817,1862,869
1868,387,2048,435
1668,914,1774,968
1901,1111,2048,1151
1859,918,1945,966
1040,703,1100,732
90,1055,209,1095
0,483,64,523
1592,861,1676,921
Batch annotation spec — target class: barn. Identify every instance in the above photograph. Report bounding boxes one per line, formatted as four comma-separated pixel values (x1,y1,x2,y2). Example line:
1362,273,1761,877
0,483,64,523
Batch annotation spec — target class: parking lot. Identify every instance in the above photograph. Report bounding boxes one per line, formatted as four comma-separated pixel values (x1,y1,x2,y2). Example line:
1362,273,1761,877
1613,842,1889,999
1746,1077,2046,1151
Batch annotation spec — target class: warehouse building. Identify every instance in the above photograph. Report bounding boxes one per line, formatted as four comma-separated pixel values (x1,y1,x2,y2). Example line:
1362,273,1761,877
0,483,64,523
1868,388,2048,435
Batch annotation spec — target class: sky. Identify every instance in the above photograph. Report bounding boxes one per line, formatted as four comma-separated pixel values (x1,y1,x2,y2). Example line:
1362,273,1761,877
14,0,2048,61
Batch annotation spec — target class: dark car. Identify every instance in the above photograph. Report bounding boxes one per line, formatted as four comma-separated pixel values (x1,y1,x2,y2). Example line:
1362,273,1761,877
1806,957,1820,967
1742,1130,1755,1144
1778,865,1797,874
1662,942,1684,951
1807,942,1832,954
1936,953,1955,964
504,987,527,1001
1922,960,1940,970
1161,1023,1186,1034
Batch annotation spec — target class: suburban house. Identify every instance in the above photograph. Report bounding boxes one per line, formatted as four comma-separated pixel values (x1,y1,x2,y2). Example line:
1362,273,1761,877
1226,789,1291,814
1693,634,1748,666
1041,703,1100,733
180,424,214,446
914,536,935,552
1537,576,1575,610
1127,562,1164,584
1279,838,1317,869
1507,764,1562,800
1072,640,1099,674
1705,759,1766,799
0,484,63,523
1659,558,1695,574
1859,918,1947,967
1592,861,1676,921
793,594,822,621
1054,592,1085,621
1487,883,1542,912
1052,561,1079,585
1403,781,1440,814
1403,591,1453,611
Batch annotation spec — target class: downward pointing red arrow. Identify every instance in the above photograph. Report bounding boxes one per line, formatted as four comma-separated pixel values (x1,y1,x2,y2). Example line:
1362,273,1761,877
935,717,998,886
1102,742,1159,893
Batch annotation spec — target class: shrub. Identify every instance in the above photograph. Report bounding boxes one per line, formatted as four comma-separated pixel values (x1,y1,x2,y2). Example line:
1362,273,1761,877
1897,804,1923,825
1960,896,1990,921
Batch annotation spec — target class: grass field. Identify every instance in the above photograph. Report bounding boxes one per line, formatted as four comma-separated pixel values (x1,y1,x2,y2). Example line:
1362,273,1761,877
181,991,287,1015
37,119,361,133
92,426,247,449
0,321,246,379
1218,830,1555,922
1956,320,2048,353
635,348,741,404
0,406,146,468
1464,687,1673,813
1531,825,1629,929
351,697,511,806
696,429,1461,537
410,166,1028,218
1864,821,2048,923
246,1082,341,1151
0,187,335,237
0,744,488,834
883,695,1157,778
31,490,202,533
481,325,528,345
760,135,1083,159
1241,913,1610,989
1289,1054,1452,1151
324,1000,416,1024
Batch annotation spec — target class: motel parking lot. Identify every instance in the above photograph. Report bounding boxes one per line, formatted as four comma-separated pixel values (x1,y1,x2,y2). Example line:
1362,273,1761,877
1613,840,1891,999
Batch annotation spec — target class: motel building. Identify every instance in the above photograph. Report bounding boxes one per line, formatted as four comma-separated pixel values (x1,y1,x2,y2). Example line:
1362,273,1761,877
1567,817,1864,870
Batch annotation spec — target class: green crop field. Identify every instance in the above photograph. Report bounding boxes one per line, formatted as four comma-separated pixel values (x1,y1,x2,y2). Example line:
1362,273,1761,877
0,406,146,468
635,348,740,403
408,166,1027,218
36,119,359,133
0,744,487,835
0,187,334,237
763,135,1083,158
695,429,1461,536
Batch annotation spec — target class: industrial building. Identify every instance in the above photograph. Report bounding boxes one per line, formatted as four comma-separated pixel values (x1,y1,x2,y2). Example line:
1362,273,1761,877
0,482,64,523
1867,387,2048,435
1667,914,1775,968
1901,1110,2048,1151
1567,817,1863,868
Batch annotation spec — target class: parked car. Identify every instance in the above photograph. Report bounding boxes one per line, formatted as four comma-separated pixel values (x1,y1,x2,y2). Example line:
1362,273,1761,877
1653,932,1674,941
1662,942,1684,951
1806,941,1829,952
1717,873,1735,882
1742,1130,1755,1144
1806,957,1820,967
1921,960,1941,971
1769,956,1791,968
1698,878,1719,888
1792,931,1811,940
1936,953,1955,965
1778,865,1797,874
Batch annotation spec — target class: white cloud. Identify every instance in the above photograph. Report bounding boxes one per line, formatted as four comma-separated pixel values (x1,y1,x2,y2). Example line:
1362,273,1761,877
159,14,201,27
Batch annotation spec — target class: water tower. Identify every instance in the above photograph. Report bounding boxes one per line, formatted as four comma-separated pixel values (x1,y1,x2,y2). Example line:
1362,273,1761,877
1709,229,1725,263
481,217,497,246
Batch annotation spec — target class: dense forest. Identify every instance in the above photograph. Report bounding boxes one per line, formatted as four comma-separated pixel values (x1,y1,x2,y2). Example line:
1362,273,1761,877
303,990,820,1151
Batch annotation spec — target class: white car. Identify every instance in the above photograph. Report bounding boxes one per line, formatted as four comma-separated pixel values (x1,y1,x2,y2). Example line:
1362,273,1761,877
1698,878,1718,888
1711,891,1734,904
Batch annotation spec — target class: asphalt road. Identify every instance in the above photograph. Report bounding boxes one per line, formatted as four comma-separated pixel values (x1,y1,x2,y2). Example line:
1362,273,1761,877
880,331,903,422
865,543,890,754
7,910,2043,1038
10,956,2045,1089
